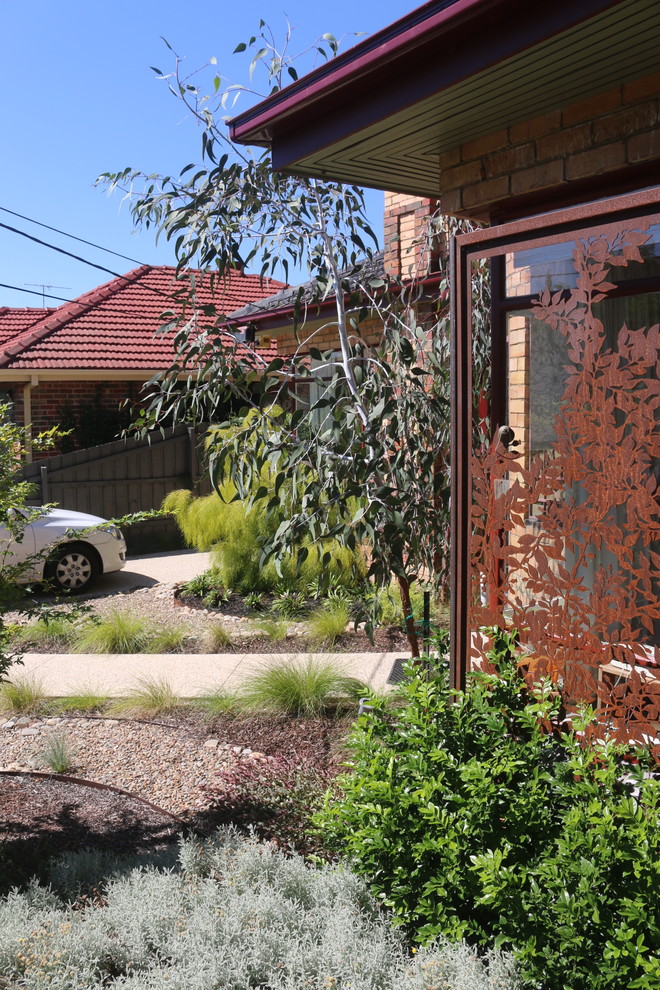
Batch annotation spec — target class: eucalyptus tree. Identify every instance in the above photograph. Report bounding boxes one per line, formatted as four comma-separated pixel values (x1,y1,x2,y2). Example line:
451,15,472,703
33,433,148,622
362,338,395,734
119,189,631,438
100,25,489,656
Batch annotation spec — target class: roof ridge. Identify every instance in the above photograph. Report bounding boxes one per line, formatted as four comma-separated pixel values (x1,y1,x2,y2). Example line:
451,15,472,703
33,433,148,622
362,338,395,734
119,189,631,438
0,266,153,367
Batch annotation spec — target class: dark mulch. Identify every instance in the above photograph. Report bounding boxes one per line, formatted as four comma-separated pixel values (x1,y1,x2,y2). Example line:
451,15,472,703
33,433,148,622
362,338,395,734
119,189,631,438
0,774,183,892
0,710,354,892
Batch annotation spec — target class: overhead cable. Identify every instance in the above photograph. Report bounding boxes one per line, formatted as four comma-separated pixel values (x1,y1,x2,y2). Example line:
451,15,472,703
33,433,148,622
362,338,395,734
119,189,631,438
0,283,71,303
0,205,144,266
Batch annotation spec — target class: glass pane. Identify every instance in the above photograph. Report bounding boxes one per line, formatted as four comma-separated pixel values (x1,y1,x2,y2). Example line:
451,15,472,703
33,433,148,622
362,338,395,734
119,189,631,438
504,223,660,297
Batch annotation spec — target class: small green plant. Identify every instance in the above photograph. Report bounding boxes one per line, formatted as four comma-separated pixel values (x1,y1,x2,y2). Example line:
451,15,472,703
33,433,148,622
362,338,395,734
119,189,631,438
74,611,152,654
108,676,180,717
270,589,309,619
36,730,76,774
196,688,242,716
202,587,230,609
0,675,46,714
204,622,235,652
307,600,350,647
244,591,266,612
52,688,108,712
179,567,224,598
250,617,289,643
10,615,76,651
241,657,358,716
149,623,193,653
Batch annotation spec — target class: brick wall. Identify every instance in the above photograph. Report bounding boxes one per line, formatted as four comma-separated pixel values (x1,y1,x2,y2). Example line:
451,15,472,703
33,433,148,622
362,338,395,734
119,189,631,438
438,71,660,220
4,379,142,456
383,192,440,276
274,315,384,356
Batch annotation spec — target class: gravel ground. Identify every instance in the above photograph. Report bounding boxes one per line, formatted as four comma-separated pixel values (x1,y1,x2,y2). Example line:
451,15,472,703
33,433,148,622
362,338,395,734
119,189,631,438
0,714,249,815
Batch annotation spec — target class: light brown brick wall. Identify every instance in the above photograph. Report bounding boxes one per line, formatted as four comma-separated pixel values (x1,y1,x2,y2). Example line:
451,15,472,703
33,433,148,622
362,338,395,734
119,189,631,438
275,316,384,356
383,192,440,276
438,72,660,220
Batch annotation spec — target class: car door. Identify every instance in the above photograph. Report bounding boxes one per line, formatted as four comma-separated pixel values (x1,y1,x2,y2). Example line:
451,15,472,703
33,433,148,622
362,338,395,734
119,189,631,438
0,508,38,582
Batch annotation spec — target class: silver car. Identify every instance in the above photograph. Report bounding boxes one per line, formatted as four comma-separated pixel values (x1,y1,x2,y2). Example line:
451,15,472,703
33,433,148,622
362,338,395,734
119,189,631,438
0,507,127,593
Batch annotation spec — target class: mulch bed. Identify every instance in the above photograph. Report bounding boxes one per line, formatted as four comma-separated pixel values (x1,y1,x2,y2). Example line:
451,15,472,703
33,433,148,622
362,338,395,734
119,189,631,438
0,710,353,893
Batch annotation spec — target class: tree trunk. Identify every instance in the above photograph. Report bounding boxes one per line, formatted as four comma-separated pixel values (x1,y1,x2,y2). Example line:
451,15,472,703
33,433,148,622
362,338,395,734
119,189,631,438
398,574,420,658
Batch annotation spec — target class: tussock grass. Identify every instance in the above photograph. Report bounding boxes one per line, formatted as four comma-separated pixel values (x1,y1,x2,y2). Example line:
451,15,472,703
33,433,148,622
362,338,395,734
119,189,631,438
74,611,152,654
52,688,109,713
240,657,363,717
36,730,76,774
307,601,350,647
0,675,47,714
196,689,242,717
11,615,76,651
108,676,180,717
205,621,235,652
250,617,289,643
149,623,194,653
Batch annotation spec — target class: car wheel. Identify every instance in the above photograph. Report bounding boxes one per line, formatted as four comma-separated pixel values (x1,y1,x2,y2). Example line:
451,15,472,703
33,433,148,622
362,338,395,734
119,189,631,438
46,542,100,593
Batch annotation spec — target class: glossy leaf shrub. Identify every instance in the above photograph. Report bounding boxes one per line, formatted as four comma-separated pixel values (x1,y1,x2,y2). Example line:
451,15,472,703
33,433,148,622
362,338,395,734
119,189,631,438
316,633,660,990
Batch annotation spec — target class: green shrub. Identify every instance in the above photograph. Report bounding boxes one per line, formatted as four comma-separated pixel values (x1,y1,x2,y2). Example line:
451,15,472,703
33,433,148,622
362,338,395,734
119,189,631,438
163,410,366,596
315,631,660,990
0,832,519,990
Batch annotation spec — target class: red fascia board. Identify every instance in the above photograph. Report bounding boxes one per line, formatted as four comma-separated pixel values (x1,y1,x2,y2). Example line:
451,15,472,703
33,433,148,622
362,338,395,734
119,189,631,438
231,0,623,164
230,0,492,145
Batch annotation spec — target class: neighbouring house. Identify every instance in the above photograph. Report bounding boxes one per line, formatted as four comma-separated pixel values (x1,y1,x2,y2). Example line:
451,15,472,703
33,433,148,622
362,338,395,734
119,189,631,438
0,266,281,457
230,0,660,739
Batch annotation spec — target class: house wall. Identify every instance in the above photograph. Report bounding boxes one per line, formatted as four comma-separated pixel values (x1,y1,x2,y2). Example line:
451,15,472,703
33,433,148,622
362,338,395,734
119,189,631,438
383,193,439,276
274,315,384,355
3,380,142,457
438,71,660,220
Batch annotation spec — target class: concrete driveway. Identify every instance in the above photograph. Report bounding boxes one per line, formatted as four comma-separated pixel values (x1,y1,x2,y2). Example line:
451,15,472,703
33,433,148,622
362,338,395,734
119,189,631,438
96,548,213,594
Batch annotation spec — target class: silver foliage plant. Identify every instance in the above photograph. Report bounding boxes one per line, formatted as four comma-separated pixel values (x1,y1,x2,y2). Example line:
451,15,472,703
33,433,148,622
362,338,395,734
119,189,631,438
0,830,519,989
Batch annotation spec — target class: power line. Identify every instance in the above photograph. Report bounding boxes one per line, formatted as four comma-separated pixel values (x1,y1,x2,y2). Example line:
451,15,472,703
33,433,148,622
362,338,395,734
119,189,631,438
0,221,176,302
0,283,72,303
0,205,144,266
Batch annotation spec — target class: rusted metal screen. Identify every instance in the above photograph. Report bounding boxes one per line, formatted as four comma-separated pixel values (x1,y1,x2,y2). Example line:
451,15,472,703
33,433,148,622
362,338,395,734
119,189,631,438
452,190,660,746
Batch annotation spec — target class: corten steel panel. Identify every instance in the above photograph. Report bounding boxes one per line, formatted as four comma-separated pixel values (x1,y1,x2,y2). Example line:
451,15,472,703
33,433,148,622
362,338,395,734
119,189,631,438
452,187,660,744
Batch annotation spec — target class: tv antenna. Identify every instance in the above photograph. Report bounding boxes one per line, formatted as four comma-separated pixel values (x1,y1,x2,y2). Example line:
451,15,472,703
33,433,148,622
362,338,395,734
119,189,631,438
25,283,71,307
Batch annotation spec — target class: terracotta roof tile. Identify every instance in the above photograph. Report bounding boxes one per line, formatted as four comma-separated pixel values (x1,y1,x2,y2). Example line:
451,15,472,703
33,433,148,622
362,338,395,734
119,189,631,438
0,307,55,346
0,267,283,370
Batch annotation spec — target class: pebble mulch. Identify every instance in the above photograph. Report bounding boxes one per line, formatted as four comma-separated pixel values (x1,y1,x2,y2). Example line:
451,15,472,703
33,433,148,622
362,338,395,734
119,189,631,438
0,715,266,815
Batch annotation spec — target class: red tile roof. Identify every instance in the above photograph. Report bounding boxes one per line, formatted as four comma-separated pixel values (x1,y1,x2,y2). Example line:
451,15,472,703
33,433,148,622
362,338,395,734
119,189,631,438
0,307,55,346
0,267,283,371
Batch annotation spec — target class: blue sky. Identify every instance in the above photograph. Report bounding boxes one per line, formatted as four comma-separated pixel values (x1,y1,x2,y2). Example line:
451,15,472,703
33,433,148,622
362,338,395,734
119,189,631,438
0,0,414,310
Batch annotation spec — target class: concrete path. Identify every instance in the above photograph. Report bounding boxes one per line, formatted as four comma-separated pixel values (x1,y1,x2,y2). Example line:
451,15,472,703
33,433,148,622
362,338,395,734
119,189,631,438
10,548,408,697
15,651,405,697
